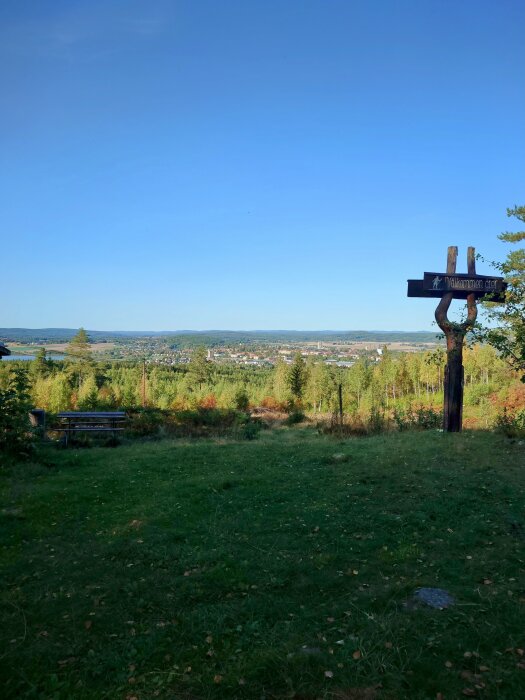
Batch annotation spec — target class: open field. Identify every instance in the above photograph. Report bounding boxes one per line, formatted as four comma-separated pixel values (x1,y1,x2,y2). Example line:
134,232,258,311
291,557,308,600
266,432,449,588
303,341,441,354
1,429,525,699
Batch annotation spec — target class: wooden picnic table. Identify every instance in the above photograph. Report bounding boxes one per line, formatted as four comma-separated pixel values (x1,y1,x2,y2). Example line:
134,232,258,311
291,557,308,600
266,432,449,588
56,411,127,446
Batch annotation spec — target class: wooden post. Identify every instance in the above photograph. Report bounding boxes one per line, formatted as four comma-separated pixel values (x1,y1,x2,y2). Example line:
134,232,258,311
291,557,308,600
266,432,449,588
434,246,478,432
338,383,343,426
142,358,147,408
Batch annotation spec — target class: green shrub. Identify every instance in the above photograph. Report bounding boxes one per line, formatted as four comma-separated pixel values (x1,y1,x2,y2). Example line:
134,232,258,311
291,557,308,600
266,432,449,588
126,407,260,439
238,418,262,440
367,405,387,434
285,410,306,426
126,408,166,437
495,408,525,438
393,406,442,431
0,367,34,458
319,411,383,437
465,383,494,406
234,387,250,412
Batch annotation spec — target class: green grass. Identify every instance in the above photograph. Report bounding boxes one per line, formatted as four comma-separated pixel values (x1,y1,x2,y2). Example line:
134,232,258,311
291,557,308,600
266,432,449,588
1,429,525,699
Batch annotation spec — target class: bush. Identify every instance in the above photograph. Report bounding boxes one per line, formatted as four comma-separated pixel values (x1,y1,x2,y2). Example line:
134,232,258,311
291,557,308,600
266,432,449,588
199,394,217,409
126,409,166,437
260,396,287,411
0,367,34,458
285,410,306,426
465,383,494,406
126,407,261,440
495,382,525,413
319,411,386,437
368,405,387,434
234,387,250,412
393,406,442,431
237,418,262,440
495,408,525,438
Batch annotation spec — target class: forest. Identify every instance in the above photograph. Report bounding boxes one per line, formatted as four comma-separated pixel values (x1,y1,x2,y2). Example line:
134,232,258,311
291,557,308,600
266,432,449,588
1,332,522,433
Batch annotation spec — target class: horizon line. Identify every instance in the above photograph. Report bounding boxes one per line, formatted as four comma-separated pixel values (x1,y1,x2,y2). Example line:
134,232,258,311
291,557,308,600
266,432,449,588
1,327,438,334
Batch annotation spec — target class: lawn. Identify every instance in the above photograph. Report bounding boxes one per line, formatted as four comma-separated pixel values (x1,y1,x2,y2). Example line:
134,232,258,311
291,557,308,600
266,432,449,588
1,429,525,699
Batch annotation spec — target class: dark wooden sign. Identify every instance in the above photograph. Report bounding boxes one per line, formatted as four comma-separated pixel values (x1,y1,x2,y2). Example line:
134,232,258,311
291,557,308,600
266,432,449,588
408,273,506,301
423,272,505,296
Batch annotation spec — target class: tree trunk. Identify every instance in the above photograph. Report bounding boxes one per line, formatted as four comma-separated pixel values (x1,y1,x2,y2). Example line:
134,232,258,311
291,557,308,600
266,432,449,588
443,330,465,432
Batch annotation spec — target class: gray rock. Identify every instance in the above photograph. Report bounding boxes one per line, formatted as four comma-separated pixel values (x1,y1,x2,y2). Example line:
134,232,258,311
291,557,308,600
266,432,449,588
412,587,455,609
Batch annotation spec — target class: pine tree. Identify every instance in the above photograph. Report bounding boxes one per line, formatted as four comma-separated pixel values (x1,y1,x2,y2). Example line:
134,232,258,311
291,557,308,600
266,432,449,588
188,346,211,390
234,386,250,411
0,367,33,455
30,348,52,379
288,352,307,402
66,328,93,388
67,328,91,364
478,206,525,379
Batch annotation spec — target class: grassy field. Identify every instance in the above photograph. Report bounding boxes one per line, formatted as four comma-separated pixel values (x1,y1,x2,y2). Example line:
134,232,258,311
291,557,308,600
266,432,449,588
1,429,525,699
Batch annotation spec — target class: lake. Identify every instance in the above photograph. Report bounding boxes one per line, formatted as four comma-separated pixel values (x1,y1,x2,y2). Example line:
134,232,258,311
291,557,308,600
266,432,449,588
3,354,66,361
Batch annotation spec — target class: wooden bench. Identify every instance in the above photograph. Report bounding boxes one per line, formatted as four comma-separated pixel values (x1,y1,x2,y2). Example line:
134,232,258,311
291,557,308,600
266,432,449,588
56,412,127,446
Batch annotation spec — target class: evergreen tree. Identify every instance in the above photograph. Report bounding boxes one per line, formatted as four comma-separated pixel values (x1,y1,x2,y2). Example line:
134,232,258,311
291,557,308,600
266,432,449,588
188,346,211,390
66,328,93,387
234,386,250,411
67,328,92,363
478,206,525,380
0,367,33,456
288,352,307,402
30,347,52,379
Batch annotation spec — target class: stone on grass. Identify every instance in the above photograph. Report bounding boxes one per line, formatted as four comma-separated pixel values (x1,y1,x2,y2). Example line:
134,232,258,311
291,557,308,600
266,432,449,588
412,587,455,609
330,453,349,464
298,646,322,656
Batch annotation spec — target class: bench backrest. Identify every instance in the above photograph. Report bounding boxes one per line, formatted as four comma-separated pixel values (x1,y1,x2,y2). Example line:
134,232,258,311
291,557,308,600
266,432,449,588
57,412,127,419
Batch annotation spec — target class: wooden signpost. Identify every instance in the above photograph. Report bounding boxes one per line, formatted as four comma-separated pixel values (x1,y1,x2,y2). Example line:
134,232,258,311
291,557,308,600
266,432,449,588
407,246,506,432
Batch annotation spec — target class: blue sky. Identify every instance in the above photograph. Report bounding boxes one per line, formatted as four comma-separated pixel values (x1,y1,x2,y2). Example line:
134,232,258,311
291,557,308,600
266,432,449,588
2,0,524,331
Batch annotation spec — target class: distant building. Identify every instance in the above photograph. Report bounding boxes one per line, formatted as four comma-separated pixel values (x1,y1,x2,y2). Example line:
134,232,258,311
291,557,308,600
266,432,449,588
0,342,10,359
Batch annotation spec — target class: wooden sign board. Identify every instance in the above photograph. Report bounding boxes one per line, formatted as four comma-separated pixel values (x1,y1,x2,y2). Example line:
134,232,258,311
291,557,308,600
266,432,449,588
423,272,505,295
407,277,506,301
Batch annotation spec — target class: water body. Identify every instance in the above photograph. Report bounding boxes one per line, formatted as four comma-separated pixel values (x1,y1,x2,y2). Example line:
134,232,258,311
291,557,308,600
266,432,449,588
3,354,65,361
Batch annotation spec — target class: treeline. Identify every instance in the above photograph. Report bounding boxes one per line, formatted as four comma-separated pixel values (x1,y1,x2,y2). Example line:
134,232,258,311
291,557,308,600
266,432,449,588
0,343,520,425
0,328,441,345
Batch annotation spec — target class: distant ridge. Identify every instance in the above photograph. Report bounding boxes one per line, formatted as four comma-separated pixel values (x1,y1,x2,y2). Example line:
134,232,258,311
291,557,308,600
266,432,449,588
0,328,442,345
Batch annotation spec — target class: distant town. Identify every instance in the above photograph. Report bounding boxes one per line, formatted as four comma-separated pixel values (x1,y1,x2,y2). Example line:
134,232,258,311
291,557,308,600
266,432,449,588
1,328,442,367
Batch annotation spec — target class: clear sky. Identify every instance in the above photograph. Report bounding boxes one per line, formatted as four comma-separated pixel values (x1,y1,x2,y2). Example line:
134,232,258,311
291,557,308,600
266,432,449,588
2,0,524,331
